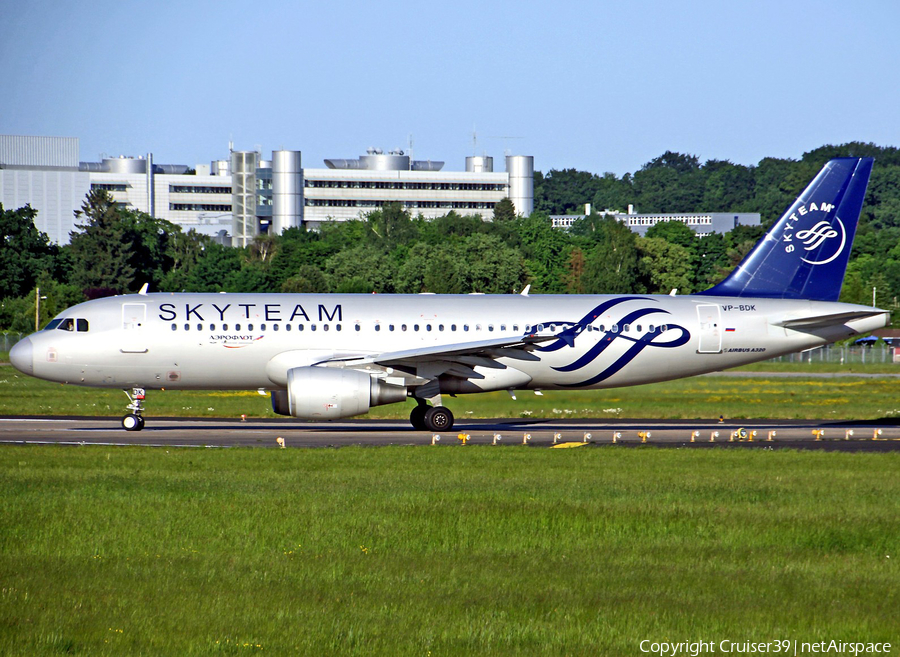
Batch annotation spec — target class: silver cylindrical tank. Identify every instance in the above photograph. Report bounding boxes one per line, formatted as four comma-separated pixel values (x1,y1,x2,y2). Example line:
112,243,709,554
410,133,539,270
211,159,231,176
506,155,534,217
359,153,410,171
271,150,303,234
103,156,148,174
153,164,189,175
466,156,493,173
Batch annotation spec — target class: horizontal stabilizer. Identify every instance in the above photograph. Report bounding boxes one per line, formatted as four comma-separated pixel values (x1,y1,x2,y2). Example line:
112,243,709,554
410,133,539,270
774,310,888,330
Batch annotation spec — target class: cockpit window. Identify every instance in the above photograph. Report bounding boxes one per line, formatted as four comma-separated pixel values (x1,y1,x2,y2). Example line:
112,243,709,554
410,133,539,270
54,318,88,332
45,319,63,331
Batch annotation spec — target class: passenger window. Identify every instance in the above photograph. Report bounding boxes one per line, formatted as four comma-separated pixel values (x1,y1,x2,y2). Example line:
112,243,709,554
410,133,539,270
336,324,342,331
235,324,241,331
464,325,469,332
355,324,361,332
451,324,457,331
261,324,266,331
426,324,432,331
476,324,482,331
209,324,215,331
286,324,292,331
401,324,407,331
439,324,444,331
297,325,303,331
636,325,642,332
375,324,381,332
389,324,395,331
248,324,254,331
612,324,618,333
513,324,519,332
500,324,506,331
488,325,494,332
171,324,177,331
623,324,630,333
273,324,279,332
323,324,329,331
311,324,317,331
197,323,203,331
223,323,228,331
184,324,190,331
414,324,420,331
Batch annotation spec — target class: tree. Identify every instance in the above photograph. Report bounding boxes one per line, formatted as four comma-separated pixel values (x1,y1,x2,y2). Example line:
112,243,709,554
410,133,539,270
67,189,136,292
578,216,642,294
492,198,517,222
66,190,180,293
637,237,693,294
184,242,242,292
0,204,57,300
281,265,328,293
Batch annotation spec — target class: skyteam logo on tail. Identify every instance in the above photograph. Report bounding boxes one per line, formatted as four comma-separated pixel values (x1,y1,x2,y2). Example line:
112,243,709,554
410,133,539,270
781,201,846,265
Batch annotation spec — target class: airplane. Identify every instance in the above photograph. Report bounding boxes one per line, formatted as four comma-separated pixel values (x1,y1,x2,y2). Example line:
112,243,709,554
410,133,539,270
9,157,888,432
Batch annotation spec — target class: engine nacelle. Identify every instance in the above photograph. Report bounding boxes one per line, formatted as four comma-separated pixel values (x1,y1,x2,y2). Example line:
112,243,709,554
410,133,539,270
271,366,407,420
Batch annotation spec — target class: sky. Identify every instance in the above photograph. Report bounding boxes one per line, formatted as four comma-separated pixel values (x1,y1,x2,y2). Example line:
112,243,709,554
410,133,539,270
1,0,898,176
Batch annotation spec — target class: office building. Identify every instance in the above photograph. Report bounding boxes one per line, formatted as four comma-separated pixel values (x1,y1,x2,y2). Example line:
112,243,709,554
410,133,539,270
1,135,534,245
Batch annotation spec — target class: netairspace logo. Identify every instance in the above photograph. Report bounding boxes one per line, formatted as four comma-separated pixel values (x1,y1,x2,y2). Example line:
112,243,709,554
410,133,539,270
639,639,892,656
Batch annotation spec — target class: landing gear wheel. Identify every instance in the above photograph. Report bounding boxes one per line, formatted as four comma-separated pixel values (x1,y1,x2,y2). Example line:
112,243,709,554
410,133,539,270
424,406,454,432
122,414,143,431
137,416,145,431
410,405,428,431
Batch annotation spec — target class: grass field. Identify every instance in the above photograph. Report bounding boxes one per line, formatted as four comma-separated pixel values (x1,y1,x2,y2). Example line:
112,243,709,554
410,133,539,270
1,446,898,655
2,362,900,421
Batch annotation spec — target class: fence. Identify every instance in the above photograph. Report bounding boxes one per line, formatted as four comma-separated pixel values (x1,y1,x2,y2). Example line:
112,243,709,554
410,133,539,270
764,344,896,365
1,332,24,353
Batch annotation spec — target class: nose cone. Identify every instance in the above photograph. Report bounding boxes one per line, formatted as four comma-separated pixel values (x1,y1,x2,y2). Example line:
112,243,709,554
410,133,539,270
9,337,33,375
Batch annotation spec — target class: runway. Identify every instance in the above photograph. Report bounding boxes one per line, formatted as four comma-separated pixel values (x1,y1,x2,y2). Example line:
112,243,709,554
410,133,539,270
1,416,899,451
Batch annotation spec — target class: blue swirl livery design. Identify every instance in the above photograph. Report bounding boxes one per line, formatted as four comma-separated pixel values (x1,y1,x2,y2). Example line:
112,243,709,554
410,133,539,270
535,298,690,386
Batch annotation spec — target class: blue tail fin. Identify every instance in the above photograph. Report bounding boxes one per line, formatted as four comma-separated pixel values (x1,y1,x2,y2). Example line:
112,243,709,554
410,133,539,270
702,157,873,301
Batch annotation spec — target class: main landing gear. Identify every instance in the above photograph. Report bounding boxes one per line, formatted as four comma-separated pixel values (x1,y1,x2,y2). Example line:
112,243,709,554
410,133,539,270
122,387,146,431
409,400,454,432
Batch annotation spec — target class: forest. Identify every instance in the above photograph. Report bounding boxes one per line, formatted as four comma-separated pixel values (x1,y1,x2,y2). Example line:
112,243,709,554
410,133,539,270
2,142,899,332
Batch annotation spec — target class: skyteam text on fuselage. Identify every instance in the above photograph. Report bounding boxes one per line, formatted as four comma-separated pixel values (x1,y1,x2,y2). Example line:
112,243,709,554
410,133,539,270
9,158,888,432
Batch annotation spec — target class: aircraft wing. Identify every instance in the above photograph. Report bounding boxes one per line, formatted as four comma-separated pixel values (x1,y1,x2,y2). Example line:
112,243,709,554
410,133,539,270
320,333,558,389
328,333,553,367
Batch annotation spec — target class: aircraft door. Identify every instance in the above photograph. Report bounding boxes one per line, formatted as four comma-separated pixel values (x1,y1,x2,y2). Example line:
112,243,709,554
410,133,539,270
696,304,722,354
121,303,148,353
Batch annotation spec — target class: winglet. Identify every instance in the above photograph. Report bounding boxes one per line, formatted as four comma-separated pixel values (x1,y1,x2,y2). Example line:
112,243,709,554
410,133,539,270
702,157,873,301
138,283,149,296
520,284,531,297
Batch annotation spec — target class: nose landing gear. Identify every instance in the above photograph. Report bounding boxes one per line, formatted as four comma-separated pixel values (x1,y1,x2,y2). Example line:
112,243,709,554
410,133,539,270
122,388,146,431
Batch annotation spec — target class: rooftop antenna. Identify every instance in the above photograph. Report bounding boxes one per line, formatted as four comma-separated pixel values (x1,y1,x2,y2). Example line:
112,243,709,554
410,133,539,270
408,133,413,170
487,135,523,157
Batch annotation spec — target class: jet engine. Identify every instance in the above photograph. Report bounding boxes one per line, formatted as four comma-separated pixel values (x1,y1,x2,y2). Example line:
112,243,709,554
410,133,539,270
271,366,407,420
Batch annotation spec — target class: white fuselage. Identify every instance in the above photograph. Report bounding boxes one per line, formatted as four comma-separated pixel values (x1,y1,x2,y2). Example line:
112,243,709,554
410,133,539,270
17,292,888,393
